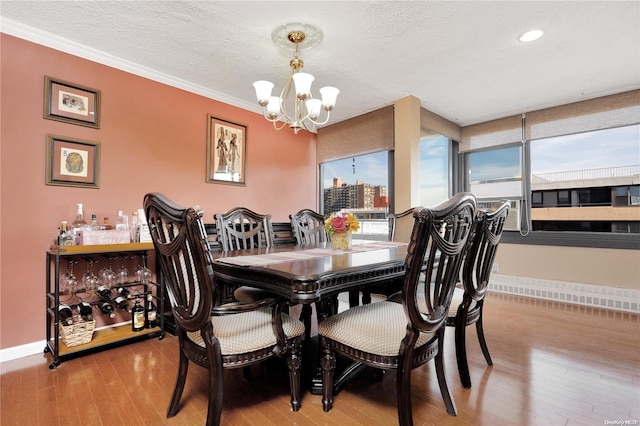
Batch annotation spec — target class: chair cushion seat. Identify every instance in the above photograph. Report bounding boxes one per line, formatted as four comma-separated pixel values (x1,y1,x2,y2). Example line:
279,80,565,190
318,301,435,357
188,307,305,355
447,287,477,317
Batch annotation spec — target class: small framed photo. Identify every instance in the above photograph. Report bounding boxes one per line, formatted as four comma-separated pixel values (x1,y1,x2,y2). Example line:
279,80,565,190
44,76,101,128
46,134,100,189
206,115,247,185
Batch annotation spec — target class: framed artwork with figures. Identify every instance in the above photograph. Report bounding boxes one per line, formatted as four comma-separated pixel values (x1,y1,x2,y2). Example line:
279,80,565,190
46,134,100,188
206,115,247,185
44,76,101,128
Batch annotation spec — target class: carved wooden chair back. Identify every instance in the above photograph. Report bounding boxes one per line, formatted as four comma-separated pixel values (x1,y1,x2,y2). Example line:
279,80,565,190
290,209,327,245
388,207,415,242
215,207,274,251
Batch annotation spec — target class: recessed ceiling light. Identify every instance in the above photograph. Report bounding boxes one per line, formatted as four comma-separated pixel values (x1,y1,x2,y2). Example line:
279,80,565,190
519,29,544,42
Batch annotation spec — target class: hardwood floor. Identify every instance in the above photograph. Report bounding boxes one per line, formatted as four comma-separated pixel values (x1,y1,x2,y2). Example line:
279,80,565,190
2,292,639,426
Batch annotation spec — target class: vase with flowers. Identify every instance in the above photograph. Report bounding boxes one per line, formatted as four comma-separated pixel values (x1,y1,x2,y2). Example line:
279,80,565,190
325,211,360,250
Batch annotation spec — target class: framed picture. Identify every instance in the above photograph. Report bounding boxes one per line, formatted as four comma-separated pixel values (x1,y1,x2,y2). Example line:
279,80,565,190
206,115,247,185
44,76,101,128
46,134,100,188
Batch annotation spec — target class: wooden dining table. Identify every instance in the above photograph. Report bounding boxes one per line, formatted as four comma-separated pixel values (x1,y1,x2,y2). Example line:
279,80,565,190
211,240,408,394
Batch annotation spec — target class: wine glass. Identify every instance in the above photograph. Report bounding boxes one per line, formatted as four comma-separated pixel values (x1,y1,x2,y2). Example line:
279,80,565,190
99,256,117,289
61,260,78,294
116,256,129,285
82,259,100,292
135,265,152,284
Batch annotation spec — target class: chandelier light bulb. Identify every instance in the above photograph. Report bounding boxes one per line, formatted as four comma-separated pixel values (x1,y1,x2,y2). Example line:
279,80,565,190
292,72,314,100
253,81,274,106
320,86,339,110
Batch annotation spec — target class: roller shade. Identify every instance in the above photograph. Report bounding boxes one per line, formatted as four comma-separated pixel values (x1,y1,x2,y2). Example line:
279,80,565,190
317,106,394,163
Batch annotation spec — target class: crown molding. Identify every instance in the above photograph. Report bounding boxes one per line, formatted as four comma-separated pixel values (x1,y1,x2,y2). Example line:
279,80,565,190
1,17,260,115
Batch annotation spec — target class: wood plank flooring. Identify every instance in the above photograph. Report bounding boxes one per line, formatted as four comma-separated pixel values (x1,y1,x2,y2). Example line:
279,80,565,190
2,292,639,426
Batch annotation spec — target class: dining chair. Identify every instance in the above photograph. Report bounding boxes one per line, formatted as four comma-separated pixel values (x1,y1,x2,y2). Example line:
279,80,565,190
318,192,477,425
446,199,510,388
215,207,275,303
357,207,415,306
289,208,329,339
144,193,304,426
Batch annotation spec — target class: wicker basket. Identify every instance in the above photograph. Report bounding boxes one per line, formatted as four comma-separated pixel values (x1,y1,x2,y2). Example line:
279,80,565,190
59,319,96,347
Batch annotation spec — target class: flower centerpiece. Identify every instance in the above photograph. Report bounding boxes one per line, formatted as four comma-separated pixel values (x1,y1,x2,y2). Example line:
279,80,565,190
325,211,360,250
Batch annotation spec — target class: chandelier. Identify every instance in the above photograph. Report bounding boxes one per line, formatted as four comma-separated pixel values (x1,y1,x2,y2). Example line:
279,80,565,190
253,23,339,134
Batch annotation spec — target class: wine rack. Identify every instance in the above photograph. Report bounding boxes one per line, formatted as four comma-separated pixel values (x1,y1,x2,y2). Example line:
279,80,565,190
45,243,164,369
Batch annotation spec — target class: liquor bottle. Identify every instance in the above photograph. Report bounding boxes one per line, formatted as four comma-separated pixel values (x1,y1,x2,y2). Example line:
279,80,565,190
58,221,75,246
131,300,145,332
58,304,74,326
115,296,131,312
77,302,94,321
90,214,100,230
115,210,129,231
96,285,113,301
116,286,130,298
71,203,88,236
145,294,157,328
102,217,113,230
98,301,116,318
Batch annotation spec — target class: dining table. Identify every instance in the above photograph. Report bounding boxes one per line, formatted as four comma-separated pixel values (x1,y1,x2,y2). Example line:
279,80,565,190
212,239,409,394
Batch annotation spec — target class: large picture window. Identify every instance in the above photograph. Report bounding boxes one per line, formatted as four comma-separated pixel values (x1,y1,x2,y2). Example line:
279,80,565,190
320,151,390,239
530,124,639,233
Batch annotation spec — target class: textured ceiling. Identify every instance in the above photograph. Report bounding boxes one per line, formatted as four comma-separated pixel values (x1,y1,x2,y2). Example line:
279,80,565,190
2,1,639,128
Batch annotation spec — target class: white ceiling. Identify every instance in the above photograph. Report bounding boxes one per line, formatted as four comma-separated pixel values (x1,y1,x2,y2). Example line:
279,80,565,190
2,1,639,128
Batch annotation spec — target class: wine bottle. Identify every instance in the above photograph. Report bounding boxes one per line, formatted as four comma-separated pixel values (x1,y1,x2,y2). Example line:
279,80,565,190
58,304,74,326
58,221,74,246
131,300,145,332
116,286,130,299
98,302,115,318
77,302,94,321
115,296,131,312
145,294,157,328
96,285,113,301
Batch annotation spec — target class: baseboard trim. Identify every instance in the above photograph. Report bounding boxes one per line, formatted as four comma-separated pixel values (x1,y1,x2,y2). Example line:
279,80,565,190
0,321,131,364
489,274,640,314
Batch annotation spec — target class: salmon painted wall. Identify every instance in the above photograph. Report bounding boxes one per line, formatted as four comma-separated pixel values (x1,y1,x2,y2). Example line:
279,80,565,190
0,34,318,350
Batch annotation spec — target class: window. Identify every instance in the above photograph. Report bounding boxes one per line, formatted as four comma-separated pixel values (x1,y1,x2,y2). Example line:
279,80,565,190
320,151,390,239
530,124,640,234
419,134,450,207
468,145,522,199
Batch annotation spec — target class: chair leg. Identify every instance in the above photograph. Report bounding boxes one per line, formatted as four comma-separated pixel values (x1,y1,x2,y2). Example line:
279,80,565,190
348,290,360,307
361,290,372,305
476,305,493,365
320,347,336,412
286,343,302,412
300,304,312,341
167,348,189,418
435,331,457,416
454,314,472,389
206,346,224,426
396,354,414,426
